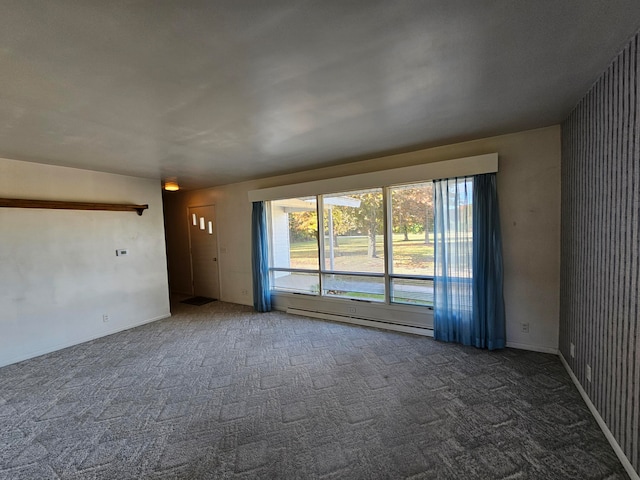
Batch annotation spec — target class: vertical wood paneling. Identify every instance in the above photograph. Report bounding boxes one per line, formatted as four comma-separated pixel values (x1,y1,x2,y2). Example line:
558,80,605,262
632,33,640,470
561,30,640,475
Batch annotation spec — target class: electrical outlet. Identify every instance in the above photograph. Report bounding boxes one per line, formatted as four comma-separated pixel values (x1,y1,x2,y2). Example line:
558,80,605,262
570,342,575,358
241,289,248,296
586,364,592,382
521,323,529,333
102,314,109,323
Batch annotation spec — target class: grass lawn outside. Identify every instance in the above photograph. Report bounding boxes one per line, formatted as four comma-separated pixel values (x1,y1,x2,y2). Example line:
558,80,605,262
278,233,471,306
289,233,435,275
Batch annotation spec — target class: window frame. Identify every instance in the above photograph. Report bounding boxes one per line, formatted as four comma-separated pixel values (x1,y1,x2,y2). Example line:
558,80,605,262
267,200,321,296
267,183,437,309
386,183,436,308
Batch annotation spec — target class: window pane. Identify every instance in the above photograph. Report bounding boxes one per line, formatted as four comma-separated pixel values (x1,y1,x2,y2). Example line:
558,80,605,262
271,271,319,295
322,274,384,302
323,188,384,273
390,182,434,276
270,197,318,270
435,177,474,279
390,278,433,306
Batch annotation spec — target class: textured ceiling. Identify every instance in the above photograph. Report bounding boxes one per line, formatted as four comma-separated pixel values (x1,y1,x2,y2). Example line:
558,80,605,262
1,1,639,189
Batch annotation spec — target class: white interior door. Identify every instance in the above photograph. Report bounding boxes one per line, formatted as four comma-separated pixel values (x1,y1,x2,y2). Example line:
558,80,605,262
188,205,220,299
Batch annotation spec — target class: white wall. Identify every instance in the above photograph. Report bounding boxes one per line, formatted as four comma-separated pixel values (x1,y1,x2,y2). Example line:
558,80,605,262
164,126,561,353
0,158,171,367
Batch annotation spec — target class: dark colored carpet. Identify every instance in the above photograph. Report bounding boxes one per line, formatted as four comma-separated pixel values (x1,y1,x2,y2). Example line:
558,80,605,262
0,301,628,479
180,296,217,306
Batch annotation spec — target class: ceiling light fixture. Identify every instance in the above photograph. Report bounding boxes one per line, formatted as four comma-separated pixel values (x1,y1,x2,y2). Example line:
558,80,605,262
164,180,180,192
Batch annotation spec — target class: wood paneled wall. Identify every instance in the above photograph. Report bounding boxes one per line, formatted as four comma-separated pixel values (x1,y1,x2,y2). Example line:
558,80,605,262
561,32,639,473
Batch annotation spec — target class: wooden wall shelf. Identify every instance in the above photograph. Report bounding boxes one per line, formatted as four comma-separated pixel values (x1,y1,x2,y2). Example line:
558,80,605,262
0,198,149,216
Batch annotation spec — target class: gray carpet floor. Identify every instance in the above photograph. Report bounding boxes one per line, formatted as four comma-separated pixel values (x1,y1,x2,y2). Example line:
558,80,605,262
0,301,629,479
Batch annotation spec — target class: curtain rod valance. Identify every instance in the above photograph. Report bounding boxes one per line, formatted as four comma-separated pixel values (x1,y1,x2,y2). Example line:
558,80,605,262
248,153,498,202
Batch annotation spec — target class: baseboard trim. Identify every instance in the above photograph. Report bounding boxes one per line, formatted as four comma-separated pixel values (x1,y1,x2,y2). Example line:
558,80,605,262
506,341,558,355
559,352,639,480
0,312,172,368
286,308,434,338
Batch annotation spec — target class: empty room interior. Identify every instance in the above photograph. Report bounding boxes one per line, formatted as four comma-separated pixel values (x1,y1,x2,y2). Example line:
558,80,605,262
1,1,639,479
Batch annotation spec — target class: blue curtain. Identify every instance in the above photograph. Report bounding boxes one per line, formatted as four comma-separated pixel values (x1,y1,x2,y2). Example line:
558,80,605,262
472,173,505,349
433,177,474,344
433,174,505,349
251,201,271,312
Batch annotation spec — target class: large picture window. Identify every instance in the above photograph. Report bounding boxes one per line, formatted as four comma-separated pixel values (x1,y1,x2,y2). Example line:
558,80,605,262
250,153,497,329
267,179,473,309
269,174,472,307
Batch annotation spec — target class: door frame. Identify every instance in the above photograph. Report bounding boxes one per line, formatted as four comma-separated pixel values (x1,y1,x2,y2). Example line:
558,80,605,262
186,204,221,298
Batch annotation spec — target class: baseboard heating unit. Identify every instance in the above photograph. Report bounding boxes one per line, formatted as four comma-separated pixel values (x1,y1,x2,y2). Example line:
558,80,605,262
285,307,434,338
